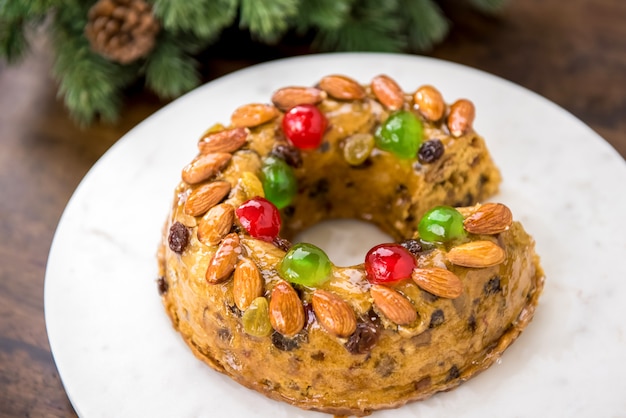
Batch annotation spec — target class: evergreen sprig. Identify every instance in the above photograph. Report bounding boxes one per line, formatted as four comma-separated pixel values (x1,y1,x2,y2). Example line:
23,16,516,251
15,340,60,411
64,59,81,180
0,0,512,125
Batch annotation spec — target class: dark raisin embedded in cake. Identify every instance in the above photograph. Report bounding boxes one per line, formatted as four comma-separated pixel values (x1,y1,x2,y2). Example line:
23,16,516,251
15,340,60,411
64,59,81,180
417,139,445,164
168,222,189,254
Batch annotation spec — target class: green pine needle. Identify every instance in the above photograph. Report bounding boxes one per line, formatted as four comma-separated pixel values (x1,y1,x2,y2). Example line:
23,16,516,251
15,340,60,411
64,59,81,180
152,0,237,41
0,20,28,62
239,0,299,43
468,0,509,13
401,0,449,52
313,0,405,52
144,34,200,100
295,0,354,31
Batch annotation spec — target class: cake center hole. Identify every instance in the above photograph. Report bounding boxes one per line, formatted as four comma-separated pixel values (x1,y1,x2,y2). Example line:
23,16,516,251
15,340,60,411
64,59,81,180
293,219,394,267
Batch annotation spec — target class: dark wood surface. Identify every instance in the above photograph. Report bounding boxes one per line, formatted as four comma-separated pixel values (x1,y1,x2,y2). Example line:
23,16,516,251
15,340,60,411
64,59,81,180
1,0,624,416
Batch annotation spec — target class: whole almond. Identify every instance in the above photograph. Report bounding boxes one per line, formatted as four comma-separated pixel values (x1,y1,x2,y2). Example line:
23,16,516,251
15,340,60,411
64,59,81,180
205,232,241,284
447,99,475,137
446,240,505,268
233,257,264,311
183,181,231,217
231,103,279,128
269,281,305,336
463,203,513,235
318,75,366,100
412,267,463,299
198,127,248,154
371,74,405,110
312,290,357,338
271,86,326,111
182,152,231,184
413,85,445,121
370,285,417,325
197,203,235,246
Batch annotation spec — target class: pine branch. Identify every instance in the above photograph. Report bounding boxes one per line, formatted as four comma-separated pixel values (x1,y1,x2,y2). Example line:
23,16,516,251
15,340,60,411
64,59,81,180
239,0,299,43
52,3,138,125
295,0,354,31
313,0,405,52
144,33,200,100
152,0,237,41
401,0,449,52
0,19,28,62
468,0,509,13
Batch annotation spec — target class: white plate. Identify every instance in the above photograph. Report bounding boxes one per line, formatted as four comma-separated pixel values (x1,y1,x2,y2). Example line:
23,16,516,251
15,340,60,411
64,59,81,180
45,53,626,417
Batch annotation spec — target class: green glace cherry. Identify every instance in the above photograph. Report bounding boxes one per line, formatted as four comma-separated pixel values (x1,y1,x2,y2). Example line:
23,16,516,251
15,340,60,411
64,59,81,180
418,206,467,243
375,110,423,159
261,156,298,209
278,243,332,287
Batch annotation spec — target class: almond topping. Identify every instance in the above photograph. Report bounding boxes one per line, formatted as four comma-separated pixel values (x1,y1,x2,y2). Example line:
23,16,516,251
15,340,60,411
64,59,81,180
370,285,417,325
371,74,405,110
413,85,445,122
233,257,264,311
183,181,231,217
231,103,279,128
312,290,357,338
181,152,231,185
269,281,305,337
198,127,248,154
412,267,463,299
197,203,235,246
318,74,366,100
205,232,240,284
446,240,506,268
463,203,513,235
447,98,475,137
271,86,326,111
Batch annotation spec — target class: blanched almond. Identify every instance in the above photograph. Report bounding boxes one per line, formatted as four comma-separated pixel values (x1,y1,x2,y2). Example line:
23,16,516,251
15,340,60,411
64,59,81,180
181,152,231,184
371,74,404,110
197,203,234,246
198,127,248,154
447,99,475,137
205,233,240,284
412,267,463,299
271,86,326,111
463,203,513,235
269,281,305,336
233,257,264,311
183,181,231,216
446,240,505,268
312,290,356,338
318,75,366,100
370,285,417,325
413,85,445,121
231,103,279,128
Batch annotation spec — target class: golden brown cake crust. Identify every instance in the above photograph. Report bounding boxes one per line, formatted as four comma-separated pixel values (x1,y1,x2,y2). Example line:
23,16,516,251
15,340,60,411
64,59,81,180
157,75,544,416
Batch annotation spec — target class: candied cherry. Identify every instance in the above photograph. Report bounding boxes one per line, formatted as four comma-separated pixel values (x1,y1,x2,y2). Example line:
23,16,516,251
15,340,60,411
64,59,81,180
278,243,332,287
365,243,416,284
261,156,297,209
418,206,467,243
282,104,328,150
236,197,281,242
375,110,423,159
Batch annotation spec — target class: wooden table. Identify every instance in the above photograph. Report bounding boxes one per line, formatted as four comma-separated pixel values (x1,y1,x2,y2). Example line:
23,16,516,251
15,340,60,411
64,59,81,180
1,0,624,416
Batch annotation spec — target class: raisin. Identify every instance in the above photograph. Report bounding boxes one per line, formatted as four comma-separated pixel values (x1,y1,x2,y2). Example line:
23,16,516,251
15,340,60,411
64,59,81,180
157,276,168,295
308,178,330,198
484,276,502,295
271,332,300,351
417,139,444,163
446,365,460,381
467,314,477,332
271,144,303,168
345,310,382,354
310,351,325,361
429,309,445,328
168,222,189,254
273,236,293,252
400,239,423,256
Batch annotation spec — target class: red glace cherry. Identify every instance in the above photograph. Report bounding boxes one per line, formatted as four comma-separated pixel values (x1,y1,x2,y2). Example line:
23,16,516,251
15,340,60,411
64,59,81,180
365,244,417,284
236,197,281,242
282,104,328,150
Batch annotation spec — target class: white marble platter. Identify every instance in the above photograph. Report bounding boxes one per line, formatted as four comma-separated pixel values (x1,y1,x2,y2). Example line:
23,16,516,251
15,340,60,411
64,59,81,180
44,53,626,417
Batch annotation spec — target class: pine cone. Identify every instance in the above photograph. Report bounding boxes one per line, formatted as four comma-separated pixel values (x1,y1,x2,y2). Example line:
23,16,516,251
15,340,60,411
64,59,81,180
85,0,160,64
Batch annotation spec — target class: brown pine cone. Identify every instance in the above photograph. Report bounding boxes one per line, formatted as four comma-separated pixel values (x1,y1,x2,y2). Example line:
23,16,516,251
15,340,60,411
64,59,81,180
85,0,160,64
